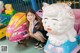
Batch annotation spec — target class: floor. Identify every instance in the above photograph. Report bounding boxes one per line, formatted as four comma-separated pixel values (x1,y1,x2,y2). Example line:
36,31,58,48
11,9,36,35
0,37,80,53
0,37,45,53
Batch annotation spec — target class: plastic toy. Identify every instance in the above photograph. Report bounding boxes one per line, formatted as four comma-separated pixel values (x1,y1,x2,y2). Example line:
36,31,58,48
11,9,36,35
71,45,80,53
5,4,16,15
76,36,80,44
0,14,11,25
73,9,80,35
42,3,78,53
36,10,42,17
36,9,80,36
0,24,7,39
6,12,29,42
0,1,4,14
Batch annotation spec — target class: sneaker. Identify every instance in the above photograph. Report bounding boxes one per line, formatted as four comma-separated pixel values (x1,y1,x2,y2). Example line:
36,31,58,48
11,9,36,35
38,42,44,50
34,41,41,48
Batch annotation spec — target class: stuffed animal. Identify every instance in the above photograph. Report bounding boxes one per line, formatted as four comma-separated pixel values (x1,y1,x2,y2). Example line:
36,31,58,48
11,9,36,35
42,3,78,53
0,1,4,14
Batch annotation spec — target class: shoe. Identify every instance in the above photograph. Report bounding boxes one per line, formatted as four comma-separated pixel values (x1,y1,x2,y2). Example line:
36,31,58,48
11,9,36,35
34,41,41,48
18,39,27,47
18,41,23,44
38,42,44,50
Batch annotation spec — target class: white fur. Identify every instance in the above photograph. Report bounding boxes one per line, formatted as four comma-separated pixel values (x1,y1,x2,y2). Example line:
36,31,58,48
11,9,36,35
42,3,77,46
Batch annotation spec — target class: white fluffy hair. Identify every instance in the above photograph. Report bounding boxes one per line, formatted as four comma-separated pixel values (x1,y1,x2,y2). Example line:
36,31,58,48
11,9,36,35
42,3,77,46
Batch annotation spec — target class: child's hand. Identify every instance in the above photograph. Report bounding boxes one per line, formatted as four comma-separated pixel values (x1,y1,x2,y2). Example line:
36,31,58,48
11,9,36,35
31,15,35,22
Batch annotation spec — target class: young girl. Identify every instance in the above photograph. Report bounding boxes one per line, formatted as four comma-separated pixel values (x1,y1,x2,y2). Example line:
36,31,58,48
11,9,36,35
26,9,47,49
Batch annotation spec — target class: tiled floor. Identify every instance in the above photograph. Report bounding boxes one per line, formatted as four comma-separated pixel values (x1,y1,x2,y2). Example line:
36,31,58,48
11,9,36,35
0,37,45,53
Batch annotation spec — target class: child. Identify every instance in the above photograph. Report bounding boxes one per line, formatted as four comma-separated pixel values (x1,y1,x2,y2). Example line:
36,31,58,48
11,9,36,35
26,9,47,49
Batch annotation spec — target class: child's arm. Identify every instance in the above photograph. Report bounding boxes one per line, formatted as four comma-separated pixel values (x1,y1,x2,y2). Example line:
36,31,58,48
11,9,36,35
28,22,35,37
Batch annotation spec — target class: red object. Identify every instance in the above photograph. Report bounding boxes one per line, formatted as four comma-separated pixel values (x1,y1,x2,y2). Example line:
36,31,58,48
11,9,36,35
2,8,5,13
9,23,29,42
73,9,80,35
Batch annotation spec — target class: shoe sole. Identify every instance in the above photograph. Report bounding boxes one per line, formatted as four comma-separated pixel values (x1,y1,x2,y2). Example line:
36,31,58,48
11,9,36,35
34,46,38,48
38,47,44,50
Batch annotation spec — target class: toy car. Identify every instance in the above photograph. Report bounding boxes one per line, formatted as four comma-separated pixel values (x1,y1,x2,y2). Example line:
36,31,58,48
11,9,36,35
6,12,29,42
0,24,7,39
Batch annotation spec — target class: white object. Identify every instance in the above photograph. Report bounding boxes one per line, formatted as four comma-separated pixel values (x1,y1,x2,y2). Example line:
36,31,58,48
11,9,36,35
0,1,4,14
42,3,77,46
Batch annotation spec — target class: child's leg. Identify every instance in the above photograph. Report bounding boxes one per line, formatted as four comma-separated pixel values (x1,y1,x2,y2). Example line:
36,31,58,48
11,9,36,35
33,31,47,49
37,31,46,40
34,31,46,42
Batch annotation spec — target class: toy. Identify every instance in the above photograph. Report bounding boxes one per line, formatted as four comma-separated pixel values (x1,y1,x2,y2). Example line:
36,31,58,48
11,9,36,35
36,10,43,17
0,14,11,25
0,24,7,39
5,4,16,15
73,9,80,35
6,12,29,42
76,36,80,44
37,9,80,35
42,3,78,53
0,1,4,14
71,45,80,53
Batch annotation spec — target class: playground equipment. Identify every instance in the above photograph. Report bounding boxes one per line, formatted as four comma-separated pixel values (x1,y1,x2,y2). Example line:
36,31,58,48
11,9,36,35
5,4,16,15
6,12,29,42
0,1,4,14
0,24,7,39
